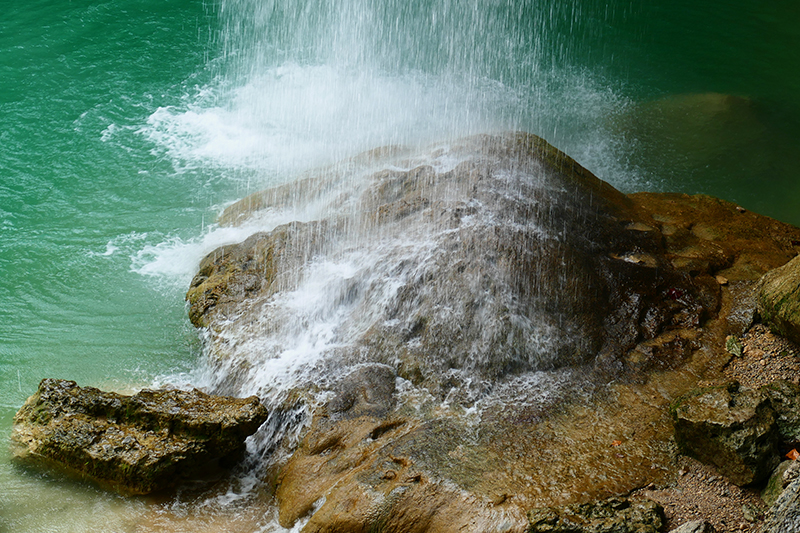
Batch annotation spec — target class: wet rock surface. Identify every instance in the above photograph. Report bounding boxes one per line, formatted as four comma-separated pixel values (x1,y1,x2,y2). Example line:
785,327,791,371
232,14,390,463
185,132,800,532
188,133,738,387
11,378,268,495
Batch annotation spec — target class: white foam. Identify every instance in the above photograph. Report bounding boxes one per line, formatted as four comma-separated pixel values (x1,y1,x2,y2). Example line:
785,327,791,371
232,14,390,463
140,63,533,176
130,225,252,282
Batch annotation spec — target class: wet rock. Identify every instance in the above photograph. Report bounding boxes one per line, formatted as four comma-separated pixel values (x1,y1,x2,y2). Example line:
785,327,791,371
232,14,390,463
668,520,716,533
670,382,780,485
527,497,664,533
326,363,397,419
187,132,799,388
186,132,800,532
11,379,268,495
275,415,524,533
758,254,800,346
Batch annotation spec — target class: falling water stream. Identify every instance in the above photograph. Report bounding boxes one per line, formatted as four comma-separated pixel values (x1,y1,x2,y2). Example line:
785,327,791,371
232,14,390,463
2,0,800,531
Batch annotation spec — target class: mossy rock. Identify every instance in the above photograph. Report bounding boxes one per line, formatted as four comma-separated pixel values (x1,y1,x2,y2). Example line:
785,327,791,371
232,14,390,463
11,379,269,495
527,497,664,533
758,254,800,345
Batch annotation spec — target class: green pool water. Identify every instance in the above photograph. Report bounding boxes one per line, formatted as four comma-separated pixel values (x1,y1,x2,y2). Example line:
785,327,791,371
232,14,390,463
1,0,798,530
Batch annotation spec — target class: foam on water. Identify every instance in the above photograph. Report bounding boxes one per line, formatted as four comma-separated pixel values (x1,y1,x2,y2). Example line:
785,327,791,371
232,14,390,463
142,67,634,184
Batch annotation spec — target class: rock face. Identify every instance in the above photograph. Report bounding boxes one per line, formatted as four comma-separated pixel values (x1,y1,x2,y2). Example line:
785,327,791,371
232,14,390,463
671,379,800,487
762,380,800,443
758,254,800,345
11,379,268,495
760,473,800,533
761,460,794,507
185,132,800,532
670,382,780,486
189,133,800,389
668,520,716,533
189,132,710,385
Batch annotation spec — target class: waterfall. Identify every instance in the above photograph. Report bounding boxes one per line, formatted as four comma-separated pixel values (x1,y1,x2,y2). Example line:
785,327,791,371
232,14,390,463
145,0,630,190
137,2,640,527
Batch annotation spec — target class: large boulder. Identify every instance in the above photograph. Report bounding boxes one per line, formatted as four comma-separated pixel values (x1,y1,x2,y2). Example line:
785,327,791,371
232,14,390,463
186,132,800,532
761,380,800,443
758,254,800,345
11,378,268,495
188,133,800,390
670,382,780,486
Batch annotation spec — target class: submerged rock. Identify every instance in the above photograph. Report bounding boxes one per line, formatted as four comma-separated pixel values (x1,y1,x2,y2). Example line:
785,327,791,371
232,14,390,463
11,378,268,495
186,132,800,532
608,93,772,195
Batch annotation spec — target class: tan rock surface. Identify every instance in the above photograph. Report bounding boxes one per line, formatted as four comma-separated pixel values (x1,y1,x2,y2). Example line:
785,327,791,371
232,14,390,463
185,132,800,532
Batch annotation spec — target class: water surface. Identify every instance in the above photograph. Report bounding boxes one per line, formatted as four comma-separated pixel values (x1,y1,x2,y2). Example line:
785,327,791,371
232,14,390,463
1,0,799,531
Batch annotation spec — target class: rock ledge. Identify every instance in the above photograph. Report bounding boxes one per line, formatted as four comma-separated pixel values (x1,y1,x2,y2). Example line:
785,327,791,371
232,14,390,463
11,378,268,494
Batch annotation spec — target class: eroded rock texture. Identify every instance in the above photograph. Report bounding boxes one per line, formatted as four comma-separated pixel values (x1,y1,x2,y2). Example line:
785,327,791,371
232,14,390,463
527,497,664,533
11,378,268,495
670,382,780,486
185,132,800,532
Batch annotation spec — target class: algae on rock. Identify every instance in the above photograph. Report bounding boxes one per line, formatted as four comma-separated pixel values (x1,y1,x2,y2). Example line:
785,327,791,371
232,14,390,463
11,378,268,495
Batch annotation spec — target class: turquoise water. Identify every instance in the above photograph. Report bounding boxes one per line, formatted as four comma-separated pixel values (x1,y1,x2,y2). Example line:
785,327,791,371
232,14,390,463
2,0,799,531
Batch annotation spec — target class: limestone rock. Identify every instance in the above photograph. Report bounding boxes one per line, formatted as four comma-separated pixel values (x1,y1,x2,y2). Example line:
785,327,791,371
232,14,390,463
668,520,716,533
670,382,780,485
760,474,800,533
185,132,800,532
11,378,268,495
188,132,765,388
761,380,800,443
758,254,800,345
762,461,794,507
527,497,664,533
326,363,397,419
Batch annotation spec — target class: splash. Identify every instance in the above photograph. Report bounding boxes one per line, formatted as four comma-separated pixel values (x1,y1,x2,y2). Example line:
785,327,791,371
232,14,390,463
129,1,651,524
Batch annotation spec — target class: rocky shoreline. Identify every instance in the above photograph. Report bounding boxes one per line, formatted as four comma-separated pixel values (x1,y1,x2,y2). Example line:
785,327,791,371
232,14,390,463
10,132,800,532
